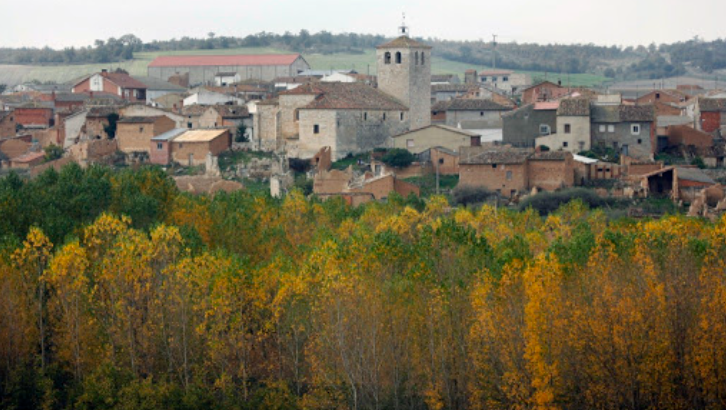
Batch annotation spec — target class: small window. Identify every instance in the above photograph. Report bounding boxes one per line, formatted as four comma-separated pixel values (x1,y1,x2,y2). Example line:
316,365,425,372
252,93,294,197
492,77,498,82
415,52,419,65
599,124,606,132
655,92,660,99
364,112,368,121
506,171,512,180
400,112,404,121
480,111,484,116
395,52,402,64
139,126,143,132
383,113,386,120
481,77,487,82
492,164,497,169
539,124,551,136
187,122,192,129
313,124,319,134
384,52,391,64
421,52,425,65
637,138,642,144
157,142,163,150
564,124,571,134
179,143,183,148
406,139,414,148
503,76,509,82
631,124,641,135
563,141,569,147
608,125,615,133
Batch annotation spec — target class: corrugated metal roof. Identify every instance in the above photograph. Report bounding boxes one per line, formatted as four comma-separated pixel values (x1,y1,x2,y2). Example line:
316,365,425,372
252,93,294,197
148,54,302,68
172,129,227,143
152,128,187,141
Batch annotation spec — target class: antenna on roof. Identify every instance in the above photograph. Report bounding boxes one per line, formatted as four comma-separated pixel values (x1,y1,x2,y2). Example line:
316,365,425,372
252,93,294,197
399,12,409,37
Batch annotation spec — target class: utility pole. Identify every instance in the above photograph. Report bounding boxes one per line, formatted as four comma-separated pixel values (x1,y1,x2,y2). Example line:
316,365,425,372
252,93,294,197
491,34,498,70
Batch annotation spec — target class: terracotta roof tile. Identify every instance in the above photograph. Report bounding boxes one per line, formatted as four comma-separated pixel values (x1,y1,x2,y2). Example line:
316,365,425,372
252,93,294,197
103,72,148,89
117,116,164,124
698,98,726,112
283,83,408,111
376,36,432,49
432,99,511,112
459,148,530,165
556,98,590,116
619,104,655,122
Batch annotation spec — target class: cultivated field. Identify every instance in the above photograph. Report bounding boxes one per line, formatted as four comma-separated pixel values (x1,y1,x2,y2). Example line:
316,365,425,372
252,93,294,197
0,47,609,88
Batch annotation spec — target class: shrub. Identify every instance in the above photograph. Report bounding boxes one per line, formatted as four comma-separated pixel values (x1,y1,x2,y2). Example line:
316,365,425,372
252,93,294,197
452,185,496,206
518,188,617,215
381,148,415,168
43,144,63,162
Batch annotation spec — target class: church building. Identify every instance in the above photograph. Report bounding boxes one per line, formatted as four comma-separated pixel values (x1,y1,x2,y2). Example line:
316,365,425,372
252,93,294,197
253,24,432,160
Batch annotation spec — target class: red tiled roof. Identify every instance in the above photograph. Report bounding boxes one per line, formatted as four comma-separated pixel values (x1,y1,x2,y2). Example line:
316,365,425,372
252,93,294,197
377,36,432,49
282,82,408,111
148,54,302,68
102,72,148,90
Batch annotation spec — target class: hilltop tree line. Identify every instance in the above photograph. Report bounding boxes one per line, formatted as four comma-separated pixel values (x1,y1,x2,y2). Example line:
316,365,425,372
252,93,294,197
2,31,726,79
2,164,726,410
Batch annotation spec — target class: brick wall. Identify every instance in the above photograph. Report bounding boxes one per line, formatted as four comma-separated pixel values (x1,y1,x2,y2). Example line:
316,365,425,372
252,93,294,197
459,162,528,196
149,140,171,165
431,149,459,175
528,157,574,191
117,117,175,153
666,125,713,148
15,107,53,128
0,113,16,138
170,131,230,166
700,112,721,133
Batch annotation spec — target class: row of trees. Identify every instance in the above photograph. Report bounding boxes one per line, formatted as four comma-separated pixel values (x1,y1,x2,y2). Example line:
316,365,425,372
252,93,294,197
0,34,142,65
2,164,726,410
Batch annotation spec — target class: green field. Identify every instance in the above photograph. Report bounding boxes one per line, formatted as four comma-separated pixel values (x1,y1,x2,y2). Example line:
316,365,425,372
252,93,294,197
0,47,608,88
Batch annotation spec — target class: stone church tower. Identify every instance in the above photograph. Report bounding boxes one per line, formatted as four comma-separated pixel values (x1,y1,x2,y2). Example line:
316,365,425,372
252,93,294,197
376,22,432,130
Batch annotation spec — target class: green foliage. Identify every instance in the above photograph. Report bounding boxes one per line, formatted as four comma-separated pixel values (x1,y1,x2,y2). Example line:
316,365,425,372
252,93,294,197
330,152,369,171
235,122,248,143
293,174,313,196
43,144,64,162
518,188,619,215
451,185,496,206
691,156,706,169
380,148,415,168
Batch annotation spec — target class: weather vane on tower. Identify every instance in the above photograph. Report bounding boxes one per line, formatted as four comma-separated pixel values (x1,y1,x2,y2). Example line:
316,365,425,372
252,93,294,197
399,13,409,37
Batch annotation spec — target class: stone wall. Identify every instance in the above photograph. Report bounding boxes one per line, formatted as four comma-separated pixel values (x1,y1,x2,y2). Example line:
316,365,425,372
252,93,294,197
528,157,574,191
117,117,175,153
591,122,653,160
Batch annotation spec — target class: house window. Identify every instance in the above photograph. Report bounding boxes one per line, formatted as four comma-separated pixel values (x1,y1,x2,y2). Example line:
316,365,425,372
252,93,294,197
480,111,484,116
395,52,402,64
492,77,498,82
187,122,192,129
400,112,404,121
599,124,606,132
631,124,641,135
564,124,571,134
407,139,414,148
384,52,391,64
421,53,425,65
563,141,569,147
503,76,509,82
608,125,615,133
364,112,368,121
656,93,660,99
637,138,642,144
506,171,512,180
492,164,497,169
383,113,386,120
415,52,419,65
539,124,551,135
157,142,163,150
139,126,144,132
481,77,487,82
179,143,183,148
313,124,319,134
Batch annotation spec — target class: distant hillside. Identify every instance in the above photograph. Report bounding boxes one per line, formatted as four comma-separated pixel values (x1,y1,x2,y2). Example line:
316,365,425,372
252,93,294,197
1,31,723,87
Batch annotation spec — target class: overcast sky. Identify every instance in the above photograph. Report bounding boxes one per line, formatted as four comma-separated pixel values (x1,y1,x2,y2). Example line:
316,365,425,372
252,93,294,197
1,0,723,49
